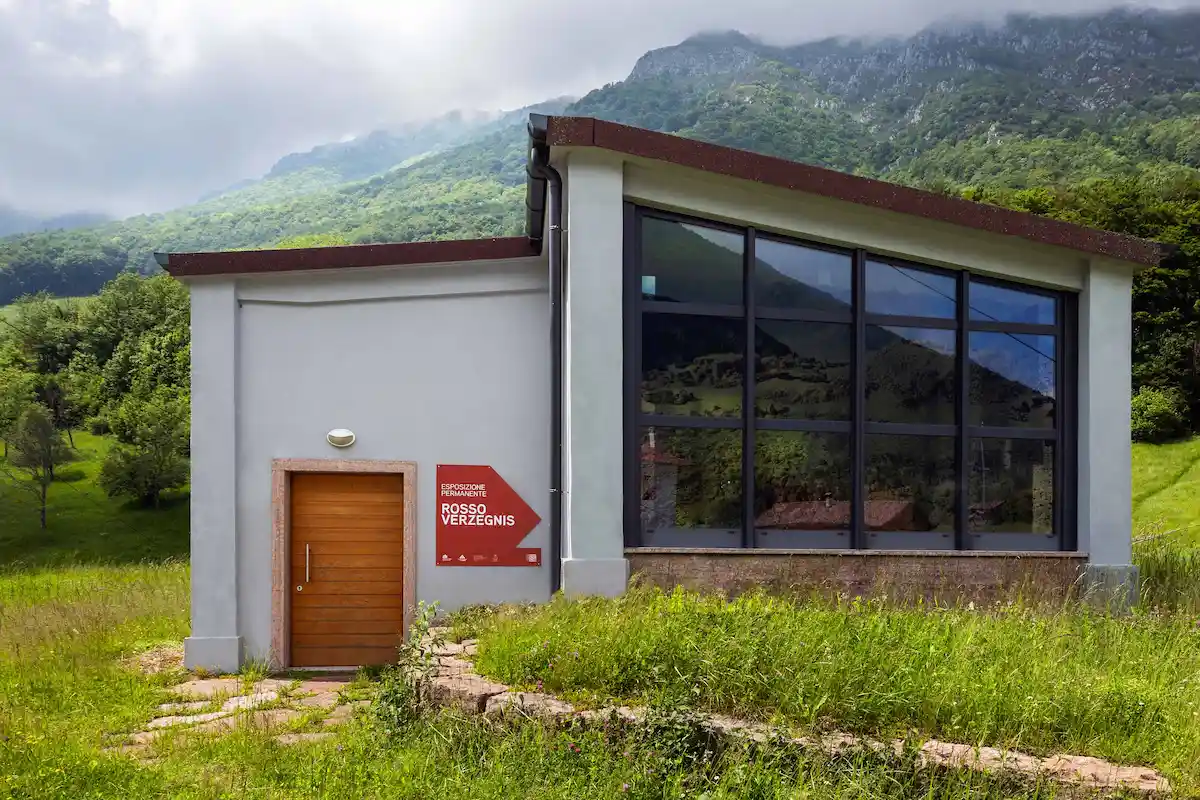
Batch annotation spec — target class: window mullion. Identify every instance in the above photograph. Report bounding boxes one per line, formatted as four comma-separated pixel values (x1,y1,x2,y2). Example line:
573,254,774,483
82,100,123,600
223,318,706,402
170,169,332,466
956,272,970,552
742,228,757,550
851,249,866,550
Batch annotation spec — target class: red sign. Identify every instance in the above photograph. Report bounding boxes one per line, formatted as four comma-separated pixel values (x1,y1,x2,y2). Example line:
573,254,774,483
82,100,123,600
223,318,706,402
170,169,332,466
435,465,542,567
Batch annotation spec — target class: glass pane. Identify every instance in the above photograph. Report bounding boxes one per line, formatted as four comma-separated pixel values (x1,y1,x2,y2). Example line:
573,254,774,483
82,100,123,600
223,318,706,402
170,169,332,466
754,432,851,530
756,321,851,421
754,238,852,313
864,435,956,532
866,326,957,424
866,260,957,318
640,427,742,534
969,439,1055,534
641,216,744,306
970,332,1056,428
642,314,744,417
970,282,1056,325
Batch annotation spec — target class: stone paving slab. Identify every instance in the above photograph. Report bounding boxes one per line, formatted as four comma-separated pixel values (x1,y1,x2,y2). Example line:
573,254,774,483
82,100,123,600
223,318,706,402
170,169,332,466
251,679,296,694
156,700,209,715
171,678,241,699
294,678,353,695
429,674,508,715
298,692,341,709
189,708,302,735
147,711,231,730
221,691,279,712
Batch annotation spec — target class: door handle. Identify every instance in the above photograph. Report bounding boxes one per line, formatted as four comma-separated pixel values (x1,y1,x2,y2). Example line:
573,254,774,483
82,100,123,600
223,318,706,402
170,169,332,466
305,543,310,583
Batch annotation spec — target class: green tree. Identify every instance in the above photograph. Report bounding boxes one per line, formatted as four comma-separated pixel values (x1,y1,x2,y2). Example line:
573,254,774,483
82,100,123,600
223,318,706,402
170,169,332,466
6,404,76,529
0,366,38,458
100,389,190,507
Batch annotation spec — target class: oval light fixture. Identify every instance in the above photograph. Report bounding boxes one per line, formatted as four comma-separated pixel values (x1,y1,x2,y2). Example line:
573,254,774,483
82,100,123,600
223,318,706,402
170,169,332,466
326,428,356,448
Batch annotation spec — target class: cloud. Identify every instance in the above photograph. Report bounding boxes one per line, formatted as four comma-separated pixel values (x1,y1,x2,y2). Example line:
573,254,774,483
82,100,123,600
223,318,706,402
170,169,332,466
2,0,1198,217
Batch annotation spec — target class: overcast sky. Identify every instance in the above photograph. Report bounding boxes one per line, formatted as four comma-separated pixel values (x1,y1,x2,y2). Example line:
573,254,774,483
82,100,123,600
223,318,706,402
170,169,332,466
2,0,1197,218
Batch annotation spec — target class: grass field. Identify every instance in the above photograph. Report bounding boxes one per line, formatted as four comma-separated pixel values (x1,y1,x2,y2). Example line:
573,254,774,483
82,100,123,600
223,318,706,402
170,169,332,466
1133,437,1200,543
0,296,81,318
0,432,189,570
0,569,1056,798
1,431,1199,796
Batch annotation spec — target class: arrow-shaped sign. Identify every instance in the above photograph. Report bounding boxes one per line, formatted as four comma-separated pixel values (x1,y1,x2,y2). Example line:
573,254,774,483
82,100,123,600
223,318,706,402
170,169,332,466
435,465,542,567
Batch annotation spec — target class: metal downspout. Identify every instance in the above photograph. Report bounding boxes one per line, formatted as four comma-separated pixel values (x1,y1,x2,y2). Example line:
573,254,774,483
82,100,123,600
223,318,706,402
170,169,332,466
529,144,564,595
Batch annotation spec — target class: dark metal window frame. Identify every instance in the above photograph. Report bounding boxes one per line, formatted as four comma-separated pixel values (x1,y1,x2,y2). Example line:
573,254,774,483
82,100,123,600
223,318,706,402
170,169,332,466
623,204,1076,552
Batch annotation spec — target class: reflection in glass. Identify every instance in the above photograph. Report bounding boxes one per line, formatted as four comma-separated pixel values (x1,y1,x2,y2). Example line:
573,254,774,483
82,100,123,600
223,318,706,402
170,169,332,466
641,216,744,305
640,427,742,534
866,326,956,424
970,282,1056,325
969,439,1055,534
642,314,744,417
755,238,852,313
754,432,851,531
866,261,957,318
970,332,1056,428
864,436,956,532
755,321,851,421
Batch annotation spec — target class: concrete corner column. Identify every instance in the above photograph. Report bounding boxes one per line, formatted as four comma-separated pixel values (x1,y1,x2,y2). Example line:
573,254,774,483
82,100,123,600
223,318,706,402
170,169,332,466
184,280,242,670
560,150,629,598
1077,258,1137,606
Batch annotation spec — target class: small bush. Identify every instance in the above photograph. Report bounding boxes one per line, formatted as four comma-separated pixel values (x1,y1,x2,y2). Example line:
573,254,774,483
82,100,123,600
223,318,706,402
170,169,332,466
87,414,110,435
99,446,188,508
374,602,441,733
1132,386,1189,443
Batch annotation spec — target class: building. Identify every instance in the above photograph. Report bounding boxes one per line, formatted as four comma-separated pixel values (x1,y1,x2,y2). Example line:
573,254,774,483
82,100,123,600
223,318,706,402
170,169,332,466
161,115,1165,672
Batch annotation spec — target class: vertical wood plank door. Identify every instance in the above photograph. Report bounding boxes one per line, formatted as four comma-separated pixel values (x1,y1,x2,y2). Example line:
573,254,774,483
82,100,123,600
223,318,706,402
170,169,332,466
289,472,406,667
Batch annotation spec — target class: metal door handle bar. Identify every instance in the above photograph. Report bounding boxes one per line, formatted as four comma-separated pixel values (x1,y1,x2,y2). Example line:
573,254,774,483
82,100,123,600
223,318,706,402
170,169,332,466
305,544,310,583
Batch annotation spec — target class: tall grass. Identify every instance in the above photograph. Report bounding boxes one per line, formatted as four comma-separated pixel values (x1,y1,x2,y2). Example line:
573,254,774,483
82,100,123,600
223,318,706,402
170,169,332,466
0,563,190,798
1134,523,1200,612
465,587,1200,791
0,565,1062,799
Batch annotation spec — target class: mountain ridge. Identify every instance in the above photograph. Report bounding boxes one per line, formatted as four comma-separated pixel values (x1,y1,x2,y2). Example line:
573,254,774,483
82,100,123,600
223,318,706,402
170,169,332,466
3,7,1200,303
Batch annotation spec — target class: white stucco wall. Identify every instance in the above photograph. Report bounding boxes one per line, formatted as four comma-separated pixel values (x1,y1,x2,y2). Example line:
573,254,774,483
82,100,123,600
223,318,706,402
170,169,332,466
560,150,629,596
186,257,550,669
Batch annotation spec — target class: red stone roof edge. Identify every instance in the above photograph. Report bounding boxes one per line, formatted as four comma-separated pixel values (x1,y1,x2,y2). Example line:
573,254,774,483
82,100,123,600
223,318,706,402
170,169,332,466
161,236,538,278
544,116,1166,267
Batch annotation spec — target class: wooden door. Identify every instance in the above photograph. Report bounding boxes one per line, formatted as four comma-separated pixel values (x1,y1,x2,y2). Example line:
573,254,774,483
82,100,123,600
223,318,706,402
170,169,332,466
289,472,406,667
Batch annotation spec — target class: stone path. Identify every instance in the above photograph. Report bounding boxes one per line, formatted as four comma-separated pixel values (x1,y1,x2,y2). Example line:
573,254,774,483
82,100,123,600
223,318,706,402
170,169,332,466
420,628,1173,797
106,672,370,760
107,635,1173,796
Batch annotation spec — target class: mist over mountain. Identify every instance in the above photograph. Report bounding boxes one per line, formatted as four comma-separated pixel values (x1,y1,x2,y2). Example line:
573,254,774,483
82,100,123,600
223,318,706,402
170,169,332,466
2,7,1199,304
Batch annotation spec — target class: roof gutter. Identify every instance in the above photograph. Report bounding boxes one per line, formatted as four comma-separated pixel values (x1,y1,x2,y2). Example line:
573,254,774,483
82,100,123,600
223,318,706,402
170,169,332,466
527,114,564,595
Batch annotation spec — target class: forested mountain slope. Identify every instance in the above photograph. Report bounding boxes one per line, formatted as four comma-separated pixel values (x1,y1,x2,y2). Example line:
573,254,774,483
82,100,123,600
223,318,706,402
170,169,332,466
2,7,1200,305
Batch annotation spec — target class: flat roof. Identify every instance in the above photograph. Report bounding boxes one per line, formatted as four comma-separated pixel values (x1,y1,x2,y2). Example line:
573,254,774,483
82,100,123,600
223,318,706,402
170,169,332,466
161,237,537,278
161,116,1167,277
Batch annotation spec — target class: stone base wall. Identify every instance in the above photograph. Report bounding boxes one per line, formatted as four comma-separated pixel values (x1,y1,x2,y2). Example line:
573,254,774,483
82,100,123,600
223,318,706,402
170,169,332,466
626,548,1088,607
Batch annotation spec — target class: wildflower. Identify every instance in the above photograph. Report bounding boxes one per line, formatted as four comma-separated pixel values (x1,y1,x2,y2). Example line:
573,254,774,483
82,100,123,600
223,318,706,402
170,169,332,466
621,784,630,792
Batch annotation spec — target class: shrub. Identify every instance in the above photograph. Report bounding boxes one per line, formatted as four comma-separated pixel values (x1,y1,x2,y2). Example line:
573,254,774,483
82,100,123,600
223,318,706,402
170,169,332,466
1131,386,1189,442
99,389,189,507
374,602,441,733
87,414,111,435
